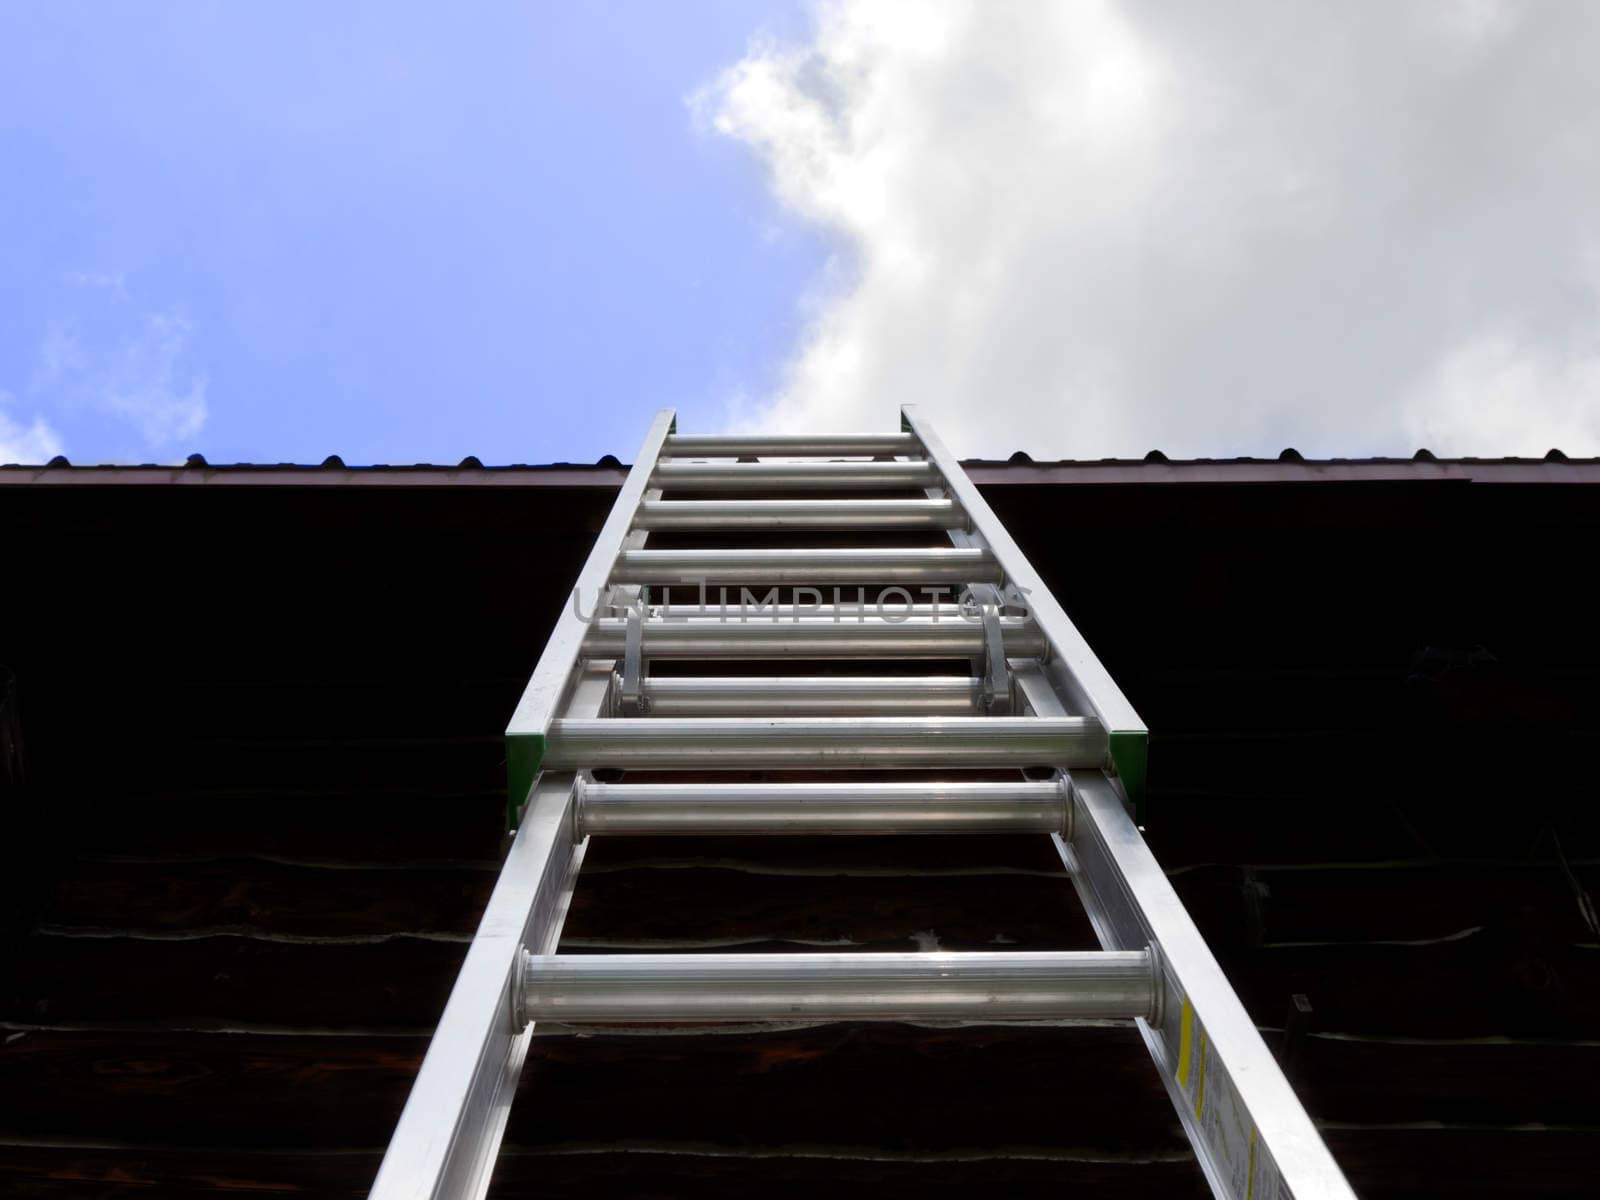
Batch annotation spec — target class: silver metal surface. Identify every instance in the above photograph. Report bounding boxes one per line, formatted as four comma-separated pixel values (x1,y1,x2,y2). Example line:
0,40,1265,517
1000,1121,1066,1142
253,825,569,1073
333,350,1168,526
519,950,1156,1023
617,604,647,716
582,614,1047,659
621,603,977,619
634,498,965,530
545,715,1104,770
369,771,585,1200
386,410,1346,1200
577,777,1069,835
969,582,1014,714
653,459,939,491
1060,771,1356,1199
901,406,1145,739
617,674,985,716
612,547,1001,586
662,433,919,458
504,409,676,783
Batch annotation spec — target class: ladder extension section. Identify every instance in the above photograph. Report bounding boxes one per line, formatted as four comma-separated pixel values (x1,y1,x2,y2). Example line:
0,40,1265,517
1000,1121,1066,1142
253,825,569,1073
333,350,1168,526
372,407,1357,1200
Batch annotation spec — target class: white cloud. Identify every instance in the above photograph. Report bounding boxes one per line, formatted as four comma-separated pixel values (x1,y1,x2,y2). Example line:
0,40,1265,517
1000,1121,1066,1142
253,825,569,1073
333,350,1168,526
705,1,1600,457
98,313,210,448
30,311,209,455
0,391,65,465
62,270,130,300
1403,332,1600,456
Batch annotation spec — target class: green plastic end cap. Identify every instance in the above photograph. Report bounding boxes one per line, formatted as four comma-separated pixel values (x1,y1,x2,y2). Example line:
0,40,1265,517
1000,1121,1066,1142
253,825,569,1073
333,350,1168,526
505,732,546,830
1108,729,1148,824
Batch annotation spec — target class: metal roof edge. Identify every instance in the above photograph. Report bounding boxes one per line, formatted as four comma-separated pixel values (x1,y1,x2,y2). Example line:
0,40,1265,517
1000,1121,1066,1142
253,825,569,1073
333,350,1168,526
3,459,1598,487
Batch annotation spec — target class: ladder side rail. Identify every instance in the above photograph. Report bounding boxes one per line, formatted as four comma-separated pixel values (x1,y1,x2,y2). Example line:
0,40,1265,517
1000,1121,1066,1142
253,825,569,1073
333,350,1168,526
1010,585,1348,1195
1060,771,1357,1200
503,408,676,818
368,772,580,1200
1021,668,1351,1198
372,665,612,1200
901,404,1149,808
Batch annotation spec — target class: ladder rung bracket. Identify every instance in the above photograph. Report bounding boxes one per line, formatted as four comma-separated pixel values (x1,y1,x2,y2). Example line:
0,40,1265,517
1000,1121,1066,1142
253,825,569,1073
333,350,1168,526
517,950,1157,1023
581,615,1048,659
634,498,965,531
967,582,1014,715
616,603,648,716
576,778,1071,836
663,433,920,458
653,460,940,491
544,715,1105,771
611,547,1001,586
610,674,986,717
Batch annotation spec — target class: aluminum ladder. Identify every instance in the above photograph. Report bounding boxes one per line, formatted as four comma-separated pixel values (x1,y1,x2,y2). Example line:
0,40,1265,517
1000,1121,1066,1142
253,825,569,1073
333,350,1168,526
372,406,1356,1200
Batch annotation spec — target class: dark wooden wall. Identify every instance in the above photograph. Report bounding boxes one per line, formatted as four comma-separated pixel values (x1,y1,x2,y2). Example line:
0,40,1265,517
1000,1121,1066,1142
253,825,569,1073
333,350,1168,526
2,470,1597,1197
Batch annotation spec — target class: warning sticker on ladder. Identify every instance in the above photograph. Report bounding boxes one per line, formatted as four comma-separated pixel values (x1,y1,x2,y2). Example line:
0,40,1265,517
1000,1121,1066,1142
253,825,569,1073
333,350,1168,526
1174,996,1287,1200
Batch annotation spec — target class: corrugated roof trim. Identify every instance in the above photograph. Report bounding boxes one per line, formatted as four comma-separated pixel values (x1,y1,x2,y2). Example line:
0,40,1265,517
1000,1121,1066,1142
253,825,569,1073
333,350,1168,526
8,448,1599,471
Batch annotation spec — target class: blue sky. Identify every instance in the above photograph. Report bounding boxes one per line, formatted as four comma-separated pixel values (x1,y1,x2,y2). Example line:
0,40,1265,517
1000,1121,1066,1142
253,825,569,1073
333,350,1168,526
0,1,820,465
6,3,1600,463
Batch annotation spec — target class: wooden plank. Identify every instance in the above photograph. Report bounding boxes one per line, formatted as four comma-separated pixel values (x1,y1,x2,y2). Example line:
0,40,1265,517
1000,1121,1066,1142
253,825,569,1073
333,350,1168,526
1326,1126,1600,1199
1293,1034,1600,1125
0,1142,1210,1199
39,859,495,940
1167,860,1599,953
0,1030,419,1146
579,831,1067,875
509,1023,1189,1155
0,1144,379,1198
5,1028,1596,1193
1227,930,1600,1038
78,793,507,867
561,863,1097,952
1246,862,1597,946
492,1150,1213,1199
85,675,524,742
0,1025,1181,1155
109,737,504,797
3,934,465,1029
1143,791,1424,865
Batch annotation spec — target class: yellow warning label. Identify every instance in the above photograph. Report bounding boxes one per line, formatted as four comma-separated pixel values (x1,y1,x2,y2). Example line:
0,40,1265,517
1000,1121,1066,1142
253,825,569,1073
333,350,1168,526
1176,998,1194,1087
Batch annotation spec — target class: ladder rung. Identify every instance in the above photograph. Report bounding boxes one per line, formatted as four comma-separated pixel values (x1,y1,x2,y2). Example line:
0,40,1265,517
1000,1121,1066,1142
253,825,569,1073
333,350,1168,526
611,548,1000,586
581,615,1046,659
634,498,964,531
611,603,978,618
577,779,1069,835
621,674,985,716
544,716,1103,770
663,433,919,458
653,460,939,491
519,950,1156,1023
